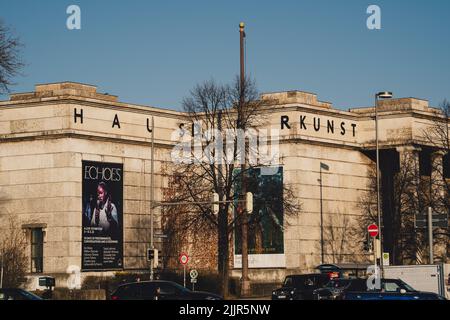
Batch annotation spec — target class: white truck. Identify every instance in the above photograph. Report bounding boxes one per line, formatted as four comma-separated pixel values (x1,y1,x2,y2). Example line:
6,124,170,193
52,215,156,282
383,264,449,298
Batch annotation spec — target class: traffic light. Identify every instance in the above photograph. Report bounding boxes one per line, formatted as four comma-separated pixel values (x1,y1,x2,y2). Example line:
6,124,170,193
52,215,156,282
212,193,219,214
147,248,154,261
147,248,160,268
246,192,253,214
363,240,370,252
363,234,373,252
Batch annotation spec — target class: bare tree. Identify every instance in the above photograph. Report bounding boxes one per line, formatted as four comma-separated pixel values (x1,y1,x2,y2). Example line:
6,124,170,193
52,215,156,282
422,100,450,260
423,101,449,211
356,103,450,265
360,156,425,264
162,77,300,297
358,147,449,265
0,214,28,288
323,211,361,264
356,165,378,233
0,19,23,94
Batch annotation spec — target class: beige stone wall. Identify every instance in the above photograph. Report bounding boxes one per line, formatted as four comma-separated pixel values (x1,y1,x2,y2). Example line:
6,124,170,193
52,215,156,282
281,142,373,271
0,136,173,274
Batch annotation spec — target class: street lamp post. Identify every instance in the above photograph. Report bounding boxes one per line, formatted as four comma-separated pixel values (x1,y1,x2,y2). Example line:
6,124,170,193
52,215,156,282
374,91,393,274
319,162,329,264
150,116,155,280
239,21,251,297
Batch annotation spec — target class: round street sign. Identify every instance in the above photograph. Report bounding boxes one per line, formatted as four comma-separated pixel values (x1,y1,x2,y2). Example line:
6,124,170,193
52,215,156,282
179,253,189,265
189,269,198,279
368,224,379,238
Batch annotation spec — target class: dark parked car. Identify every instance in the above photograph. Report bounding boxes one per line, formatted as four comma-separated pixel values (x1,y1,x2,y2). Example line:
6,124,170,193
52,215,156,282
272,274,330,300
314,278,447,300
313,278,367,300
110,280,222,300
343,279,446,300
0,289,43,300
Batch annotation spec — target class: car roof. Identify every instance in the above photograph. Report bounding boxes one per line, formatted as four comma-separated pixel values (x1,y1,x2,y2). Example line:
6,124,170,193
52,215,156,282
0,288,26,291
287,274,327,278
328,278,365,282
117,280,176,287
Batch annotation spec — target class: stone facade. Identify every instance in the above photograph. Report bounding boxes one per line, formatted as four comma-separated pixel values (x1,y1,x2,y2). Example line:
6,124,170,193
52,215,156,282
0,82,448,288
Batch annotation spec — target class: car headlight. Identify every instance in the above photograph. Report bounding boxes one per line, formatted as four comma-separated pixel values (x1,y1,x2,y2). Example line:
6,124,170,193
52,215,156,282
290,291,295,295
272,291,276,295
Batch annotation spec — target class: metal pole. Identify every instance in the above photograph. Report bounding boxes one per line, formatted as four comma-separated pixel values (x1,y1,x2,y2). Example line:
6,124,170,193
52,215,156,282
0,249,3,289
183,265,186,288
428,206,434,264
239,21,250,297
320,166,324,264
150,116,155,280
375,95,383,275
372,235,377,276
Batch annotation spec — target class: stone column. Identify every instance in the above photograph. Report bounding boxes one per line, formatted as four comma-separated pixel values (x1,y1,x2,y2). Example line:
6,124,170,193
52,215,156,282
430,150,448,262
431,150,447,206
395,146,422,264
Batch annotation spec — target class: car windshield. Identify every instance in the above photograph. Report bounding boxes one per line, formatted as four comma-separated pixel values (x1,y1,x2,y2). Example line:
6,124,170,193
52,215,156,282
169,282,191,293
19,290,42,300
325,280,352,289
385,280,416,292
283,276,315,288
402,282,416,292
283,277,295,287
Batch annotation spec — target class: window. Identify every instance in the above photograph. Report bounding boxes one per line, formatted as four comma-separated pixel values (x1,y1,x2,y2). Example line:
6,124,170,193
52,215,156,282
139,283,157,300
304,277,315,287
383,281,401,292
283,277,293,287
159,283,177,295
31,229,43,273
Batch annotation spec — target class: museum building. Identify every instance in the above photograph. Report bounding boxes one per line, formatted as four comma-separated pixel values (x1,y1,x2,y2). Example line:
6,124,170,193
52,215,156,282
0,82,448,288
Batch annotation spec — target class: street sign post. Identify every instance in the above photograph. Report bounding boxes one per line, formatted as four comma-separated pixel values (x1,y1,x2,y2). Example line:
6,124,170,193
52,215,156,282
189,269,198,279
179,253,189,265
382,252,390,266
368,224,379,276
190,269,198,291
368,224,379,238
414,207,449,264
179,253,189,288
414,214,448,229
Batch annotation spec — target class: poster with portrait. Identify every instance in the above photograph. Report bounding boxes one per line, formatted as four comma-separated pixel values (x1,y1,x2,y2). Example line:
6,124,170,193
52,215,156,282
234,167,284,255
82,161,123,270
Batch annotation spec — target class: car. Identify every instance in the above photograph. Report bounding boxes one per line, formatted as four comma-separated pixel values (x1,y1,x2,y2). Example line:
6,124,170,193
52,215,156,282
0,288,43,300
314,278,447,301
110,280,222,300
342,278,447,300
272,274,330,300
313,278,368,300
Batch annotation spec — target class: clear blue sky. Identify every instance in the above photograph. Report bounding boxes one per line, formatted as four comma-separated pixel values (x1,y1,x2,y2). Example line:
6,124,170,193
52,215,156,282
1,0,449,110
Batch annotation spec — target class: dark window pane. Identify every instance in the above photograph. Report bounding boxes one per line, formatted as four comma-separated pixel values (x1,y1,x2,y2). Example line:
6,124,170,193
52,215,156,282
159,283,176,295
31,228,43,273
444,154,449,179
140,283,156,299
